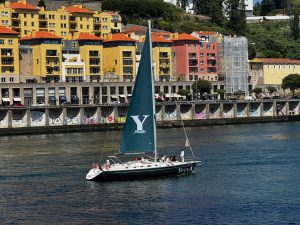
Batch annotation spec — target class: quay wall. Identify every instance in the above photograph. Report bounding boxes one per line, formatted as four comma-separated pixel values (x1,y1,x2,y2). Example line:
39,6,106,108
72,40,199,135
0,100,299,135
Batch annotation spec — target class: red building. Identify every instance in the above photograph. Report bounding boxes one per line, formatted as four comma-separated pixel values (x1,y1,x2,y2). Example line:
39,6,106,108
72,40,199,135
171,32,219,81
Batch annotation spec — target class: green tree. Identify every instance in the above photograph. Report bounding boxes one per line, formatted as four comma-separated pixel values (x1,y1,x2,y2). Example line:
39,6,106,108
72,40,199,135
260,0,275,16
179,0,188,10
217,89,225,99
291,8,299,40
253,87,263,97
194,0,225,26
248,43,256,60
282,73,300,96
267,86,277,95
224,0,247,36
38,0,46,8
178,89,190,97
192,80,212,95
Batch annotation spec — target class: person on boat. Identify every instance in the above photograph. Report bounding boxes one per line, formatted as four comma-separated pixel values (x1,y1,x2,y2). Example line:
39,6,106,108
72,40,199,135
161,155,166,162
106,158,110,170
180,149,185,162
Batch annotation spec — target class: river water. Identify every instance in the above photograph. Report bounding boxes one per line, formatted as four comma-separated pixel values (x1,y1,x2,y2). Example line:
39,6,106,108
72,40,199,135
0,122,300,224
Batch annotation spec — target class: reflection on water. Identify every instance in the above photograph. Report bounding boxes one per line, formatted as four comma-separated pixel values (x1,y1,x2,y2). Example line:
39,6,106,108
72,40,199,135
0,122,300,224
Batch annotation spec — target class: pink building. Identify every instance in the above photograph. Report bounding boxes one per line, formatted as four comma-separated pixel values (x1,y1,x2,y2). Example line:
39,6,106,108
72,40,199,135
191,31,218,81
171,33,201,81
172,32,218,81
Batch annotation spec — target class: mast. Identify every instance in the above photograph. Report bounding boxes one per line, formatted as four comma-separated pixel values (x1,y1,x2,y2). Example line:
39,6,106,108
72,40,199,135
148,20,157,162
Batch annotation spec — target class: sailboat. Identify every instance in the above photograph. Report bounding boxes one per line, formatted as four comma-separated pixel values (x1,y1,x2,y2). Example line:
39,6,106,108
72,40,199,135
86,21,200,181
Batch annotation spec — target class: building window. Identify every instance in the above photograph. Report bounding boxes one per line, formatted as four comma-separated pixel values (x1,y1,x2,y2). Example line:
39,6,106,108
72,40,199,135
80,24,83,29
72,42,77,48
9,68,14,73
8,40,12,45
31,22,34,26
31,14,34,18
1,77,6,82
24,21,27,26
0,39,4,44
24,13,27,18
10,77,14,82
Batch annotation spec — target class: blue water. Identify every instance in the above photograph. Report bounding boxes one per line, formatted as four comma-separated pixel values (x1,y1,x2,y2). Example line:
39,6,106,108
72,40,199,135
0,122,300,224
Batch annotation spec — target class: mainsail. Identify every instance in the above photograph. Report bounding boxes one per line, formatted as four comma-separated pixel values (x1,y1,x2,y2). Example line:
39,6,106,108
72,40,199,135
119,23,155,154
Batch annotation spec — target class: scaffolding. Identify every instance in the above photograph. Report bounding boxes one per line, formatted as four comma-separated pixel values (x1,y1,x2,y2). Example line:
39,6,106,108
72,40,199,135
219,36,249,96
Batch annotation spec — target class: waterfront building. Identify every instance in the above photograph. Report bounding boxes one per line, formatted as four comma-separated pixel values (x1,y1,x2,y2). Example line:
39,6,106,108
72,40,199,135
19,31,62,83
0,0,122,38
103,33,136,82
151,33,172,81
0,26,19,84
190,31,219,81
249,58,300,86
218,36,249,95
171,33,201,81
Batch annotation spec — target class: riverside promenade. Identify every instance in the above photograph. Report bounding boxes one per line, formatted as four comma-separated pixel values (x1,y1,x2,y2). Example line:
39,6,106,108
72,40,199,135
0,99,300,135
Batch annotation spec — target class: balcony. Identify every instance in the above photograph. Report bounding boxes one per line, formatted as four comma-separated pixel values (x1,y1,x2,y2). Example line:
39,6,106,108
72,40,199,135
39,15,47,21
46,50,59,57
89,51,99,57
94,19,100,24
11,13,19,19
159,53,168,58
1,51,14,57
69,25,77,30
122,51,132,58
69,17,76,22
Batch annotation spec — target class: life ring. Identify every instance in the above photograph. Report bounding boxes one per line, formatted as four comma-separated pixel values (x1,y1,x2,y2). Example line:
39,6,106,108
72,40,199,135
107,116,113,123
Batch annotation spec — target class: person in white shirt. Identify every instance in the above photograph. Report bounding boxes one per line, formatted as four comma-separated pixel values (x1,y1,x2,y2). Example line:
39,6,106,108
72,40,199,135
180,149,185,162
106,158,110,170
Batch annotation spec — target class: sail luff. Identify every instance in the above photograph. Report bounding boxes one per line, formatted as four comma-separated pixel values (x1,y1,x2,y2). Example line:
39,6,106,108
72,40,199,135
119,20,155,154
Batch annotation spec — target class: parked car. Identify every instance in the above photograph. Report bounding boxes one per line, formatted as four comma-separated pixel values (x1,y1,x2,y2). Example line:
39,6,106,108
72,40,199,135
31,102,45,106
13,103,26,107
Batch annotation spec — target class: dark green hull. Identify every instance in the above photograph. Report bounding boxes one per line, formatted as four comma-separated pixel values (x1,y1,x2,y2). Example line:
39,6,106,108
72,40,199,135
90,162,197,181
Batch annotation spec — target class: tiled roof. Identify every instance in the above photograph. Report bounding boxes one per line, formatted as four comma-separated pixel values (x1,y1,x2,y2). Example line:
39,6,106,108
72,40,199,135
64,6,94,14
104,33,136,42
125,26,146,33
0,26,19,35
172,33,199,41
251,58,300,64
151,34,172,43
20,31,62,41
78,32,103,41
9,2,40,10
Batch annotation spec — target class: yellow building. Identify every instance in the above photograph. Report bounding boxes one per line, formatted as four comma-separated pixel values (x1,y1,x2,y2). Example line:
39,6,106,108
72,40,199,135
19,31,62,83
103,33,136,81
250,58,300,85
151,34,172,81
0,0,122,39
0,26,19,83
77,32,104,82
0,0,40,37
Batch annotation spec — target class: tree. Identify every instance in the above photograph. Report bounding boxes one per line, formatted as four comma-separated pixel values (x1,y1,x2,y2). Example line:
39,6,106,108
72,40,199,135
217,89,225,99
260,0,275,16
194,0,225,26
248,43,256,60
253,87,263,97
179,0,188,10
38,0,46,8
192,80,212,95
224,0,247,36
282,74,300,96
178,89,190,96
291,8,299,40
267,86,277,95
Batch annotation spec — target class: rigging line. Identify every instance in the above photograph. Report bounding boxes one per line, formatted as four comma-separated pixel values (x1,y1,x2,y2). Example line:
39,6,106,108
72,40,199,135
100,122,111,162
174,97,196,160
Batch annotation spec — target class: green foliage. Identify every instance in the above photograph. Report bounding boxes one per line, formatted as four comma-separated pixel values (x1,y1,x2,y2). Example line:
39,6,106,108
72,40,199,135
194,0,225,26
253,87,263,95
178,89,190,96
38,0,46,8
224,0,247,36
234,90,244,97
261,0,276,15
267,86,277,94
192,80,212,94
217,89,225,99
248,43,256,60
291,8,300,40
282,73,300,96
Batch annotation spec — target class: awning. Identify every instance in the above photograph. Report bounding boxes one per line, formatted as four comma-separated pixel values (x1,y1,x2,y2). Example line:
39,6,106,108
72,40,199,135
2,98,10,102
111,95,118,99
119,95,125,98
13,97,21,102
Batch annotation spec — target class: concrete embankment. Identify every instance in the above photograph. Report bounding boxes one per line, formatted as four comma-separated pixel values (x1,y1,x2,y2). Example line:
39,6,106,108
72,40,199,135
0,115,299,136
